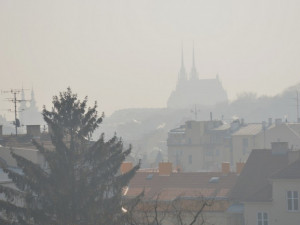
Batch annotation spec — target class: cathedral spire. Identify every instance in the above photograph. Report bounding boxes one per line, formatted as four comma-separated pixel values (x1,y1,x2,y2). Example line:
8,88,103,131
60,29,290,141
177,44,187,86
190,42,198,80
19,87,26,110
30,87,37,109
192,42,195,68
181,43,184,69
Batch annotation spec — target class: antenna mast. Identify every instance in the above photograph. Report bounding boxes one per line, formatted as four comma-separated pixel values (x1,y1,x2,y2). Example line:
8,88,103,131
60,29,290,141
191,105,200,121
297,91,299,123
1,89,29,136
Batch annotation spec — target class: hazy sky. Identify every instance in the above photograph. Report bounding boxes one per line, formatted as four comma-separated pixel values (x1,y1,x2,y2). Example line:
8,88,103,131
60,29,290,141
1,0,300,118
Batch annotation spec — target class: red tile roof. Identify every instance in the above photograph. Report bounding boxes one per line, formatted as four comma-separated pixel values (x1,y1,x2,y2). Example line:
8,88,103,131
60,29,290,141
126,171,238,201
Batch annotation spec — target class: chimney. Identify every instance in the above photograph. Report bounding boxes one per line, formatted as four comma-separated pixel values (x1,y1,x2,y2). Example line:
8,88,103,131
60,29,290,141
26,125,41,138
241,118,245,125
262,121,267,130
271,142,289,155
120,162,133,174
210,112,213,121
275,118,282,126
0,125,2,137
222,162,230,174
236,162,245,174
268,118,272,127
159,162,172,176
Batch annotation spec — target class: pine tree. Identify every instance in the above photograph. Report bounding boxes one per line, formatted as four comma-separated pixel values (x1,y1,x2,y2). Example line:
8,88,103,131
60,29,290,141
0,88,139,225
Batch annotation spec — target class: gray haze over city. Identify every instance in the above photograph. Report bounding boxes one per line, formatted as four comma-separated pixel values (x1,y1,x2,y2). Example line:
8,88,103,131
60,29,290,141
1,0,300,117
1,1,300,225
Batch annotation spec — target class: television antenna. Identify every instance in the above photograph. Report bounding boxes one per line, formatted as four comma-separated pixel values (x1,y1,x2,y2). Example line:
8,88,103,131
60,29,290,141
1,89,30,136
191,105,200,121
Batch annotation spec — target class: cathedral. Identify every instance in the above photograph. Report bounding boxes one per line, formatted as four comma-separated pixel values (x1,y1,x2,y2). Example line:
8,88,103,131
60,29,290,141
167,47,228,108
19,88,43,126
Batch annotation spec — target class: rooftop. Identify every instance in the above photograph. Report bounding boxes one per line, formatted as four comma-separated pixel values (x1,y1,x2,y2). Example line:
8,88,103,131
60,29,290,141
232,123,262,136
229,148,300,202
126,171,238,201
271,158,300,179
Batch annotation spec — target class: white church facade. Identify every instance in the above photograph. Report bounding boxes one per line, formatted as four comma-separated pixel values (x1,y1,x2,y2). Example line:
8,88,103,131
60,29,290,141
19,88,43,126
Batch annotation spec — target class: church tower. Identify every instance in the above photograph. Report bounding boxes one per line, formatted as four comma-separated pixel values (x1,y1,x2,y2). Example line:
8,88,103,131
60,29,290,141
177,46,187,87
189,43,198,80
167,43,228,108
29,88,37,110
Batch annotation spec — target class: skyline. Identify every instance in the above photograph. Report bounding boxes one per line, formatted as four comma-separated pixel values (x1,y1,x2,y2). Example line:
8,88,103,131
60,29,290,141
1,0,300,118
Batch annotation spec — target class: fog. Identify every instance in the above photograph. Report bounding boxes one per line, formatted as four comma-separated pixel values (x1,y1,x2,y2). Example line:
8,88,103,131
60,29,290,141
1,0,300,118
1,1,300,224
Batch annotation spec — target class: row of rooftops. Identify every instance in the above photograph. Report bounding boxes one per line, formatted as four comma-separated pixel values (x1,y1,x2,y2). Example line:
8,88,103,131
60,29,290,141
124,141,300,210
122,160,245,202
169,117,295,136
0,124,53,148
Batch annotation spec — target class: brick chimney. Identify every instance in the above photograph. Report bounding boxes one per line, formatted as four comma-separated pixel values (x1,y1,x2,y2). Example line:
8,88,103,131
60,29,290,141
222,162,230,174
120,162,133,174
159,162,172,176
236,162,245,174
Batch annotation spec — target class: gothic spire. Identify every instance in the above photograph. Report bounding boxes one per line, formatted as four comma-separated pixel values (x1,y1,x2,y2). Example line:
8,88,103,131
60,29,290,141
177,44,187,86
181,44,184,69
190,42,198,80
192,42,195,68
30,87,37,109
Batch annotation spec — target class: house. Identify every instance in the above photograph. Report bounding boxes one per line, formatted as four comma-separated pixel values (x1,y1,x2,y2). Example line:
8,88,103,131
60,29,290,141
230,142,300,225
0,125,52,168
232,120,300,170
123,162,241,225
167,119,240,171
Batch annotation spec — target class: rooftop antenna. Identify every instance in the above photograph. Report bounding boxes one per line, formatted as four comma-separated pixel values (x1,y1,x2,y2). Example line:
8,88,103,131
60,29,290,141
191,105,200,121
297,91,299,123
1,88,30,136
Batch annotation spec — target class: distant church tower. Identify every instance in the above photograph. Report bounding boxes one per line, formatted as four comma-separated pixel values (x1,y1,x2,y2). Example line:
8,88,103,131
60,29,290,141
167,44,228,108
177,46,187,87
189,43,198,81
18,87,43,125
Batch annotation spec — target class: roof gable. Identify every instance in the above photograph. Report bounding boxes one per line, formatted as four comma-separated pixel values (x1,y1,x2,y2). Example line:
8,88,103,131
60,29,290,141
229,149,289,202
271,158,300,179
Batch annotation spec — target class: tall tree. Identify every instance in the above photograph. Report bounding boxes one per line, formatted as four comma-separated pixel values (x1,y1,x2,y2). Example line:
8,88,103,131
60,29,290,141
0,88,139,225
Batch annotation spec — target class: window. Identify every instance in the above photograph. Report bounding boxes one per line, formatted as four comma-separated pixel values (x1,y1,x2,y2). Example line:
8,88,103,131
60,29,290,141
188,155,192,164
287,191,299,211
257,212,268,225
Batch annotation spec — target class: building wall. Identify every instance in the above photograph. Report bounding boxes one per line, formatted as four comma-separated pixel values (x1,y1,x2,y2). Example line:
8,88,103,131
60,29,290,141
271,179,300,225
232,135,260,167
168,120,229,171
244,180,300,225
232,123,300,170
244,202,272,225
0,147,45,168
168,145,204,172
257,124,300,150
